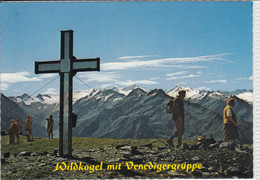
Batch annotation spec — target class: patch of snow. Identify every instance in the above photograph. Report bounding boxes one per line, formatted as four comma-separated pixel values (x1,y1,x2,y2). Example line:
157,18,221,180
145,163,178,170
119,85,150,96
40,94,60,104
166,86,207,100
73,89,99,102
104,94,113,101
237,92,253,104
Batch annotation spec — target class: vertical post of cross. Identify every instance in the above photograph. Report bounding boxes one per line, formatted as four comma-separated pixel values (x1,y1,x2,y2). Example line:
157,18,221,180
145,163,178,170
59,30,73,156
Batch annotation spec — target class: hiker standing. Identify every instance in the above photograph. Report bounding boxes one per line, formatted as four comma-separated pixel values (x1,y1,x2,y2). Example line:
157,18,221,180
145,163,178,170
8,119,18,145
167,90,186,148
24,115,33,142
223,98,238,146
46,114,54,139
15,119,21,144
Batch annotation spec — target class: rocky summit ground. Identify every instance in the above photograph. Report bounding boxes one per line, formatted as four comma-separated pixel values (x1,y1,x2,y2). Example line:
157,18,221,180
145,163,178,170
1,136,253,179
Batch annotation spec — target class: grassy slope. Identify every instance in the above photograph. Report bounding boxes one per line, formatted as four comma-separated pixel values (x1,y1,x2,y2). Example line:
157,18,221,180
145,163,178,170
1,135,198,155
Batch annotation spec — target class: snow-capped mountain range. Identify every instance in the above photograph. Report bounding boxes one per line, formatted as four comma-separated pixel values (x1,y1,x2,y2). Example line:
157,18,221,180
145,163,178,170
2,85,253,142
10,85,253,105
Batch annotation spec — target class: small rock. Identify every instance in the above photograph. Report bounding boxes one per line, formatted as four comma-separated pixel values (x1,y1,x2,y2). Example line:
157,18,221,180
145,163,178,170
3,152,10,158
235,146,248,154
219,142,235,150
53,149,59,155
108,158,121,163
192,156,201,161
1,130,7,136
211,172,220,177
181,143,189,150
119,151,131,155
31,152,40,156
39,163,46,167
119,157,129,161
1,158,6,165
141,143,153,148
132,155,143,163
208,166,214,171
115,144,127,149
19,151,31,156
168,171,186,177
121,146,132,151
122,153,131,159
133,155,143,160
217,140,223,145
191,170,202,176
209,143,219,149
229,166,240,175
131,147,142,155
158,146,166,150
201,172,211,177
189,145,199,150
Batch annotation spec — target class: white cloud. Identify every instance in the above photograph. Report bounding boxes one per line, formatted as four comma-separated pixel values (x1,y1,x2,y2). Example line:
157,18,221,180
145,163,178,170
235,77,248,81
0,83,9,91
205,80,227,83
166,71,202,81
42,88,58,95
102,53,229,71
235,76,253,81
150,77,160,80
38,74,57,79
77,72,122,83
182,66,208,69
1,71,42,84
99,83,116,89
166,71,187,77
195,86,211,91
177,82,188,86
114,80,159,86
118,55,156,60
0,71,59,91
166,74,200,81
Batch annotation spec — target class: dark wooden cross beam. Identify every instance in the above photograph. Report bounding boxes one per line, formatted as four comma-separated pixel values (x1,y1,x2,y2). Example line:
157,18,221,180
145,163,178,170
35,30,100,157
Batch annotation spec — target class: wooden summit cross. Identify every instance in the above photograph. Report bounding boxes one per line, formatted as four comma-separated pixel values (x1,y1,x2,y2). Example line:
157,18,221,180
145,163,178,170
35,30,100,157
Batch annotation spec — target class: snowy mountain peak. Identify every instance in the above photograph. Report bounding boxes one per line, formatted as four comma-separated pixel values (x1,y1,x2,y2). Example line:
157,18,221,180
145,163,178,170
119,85,150,96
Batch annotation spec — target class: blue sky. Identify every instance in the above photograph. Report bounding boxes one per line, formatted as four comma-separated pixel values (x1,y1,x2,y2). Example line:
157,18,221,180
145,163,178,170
1,2,253,96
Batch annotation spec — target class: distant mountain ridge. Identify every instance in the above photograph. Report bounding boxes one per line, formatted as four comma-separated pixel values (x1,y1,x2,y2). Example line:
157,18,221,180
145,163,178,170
9,86,253,105
2,86,253,143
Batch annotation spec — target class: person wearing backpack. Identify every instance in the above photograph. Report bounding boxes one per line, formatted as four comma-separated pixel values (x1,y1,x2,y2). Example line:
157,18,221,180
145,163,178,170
166,90,186,148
